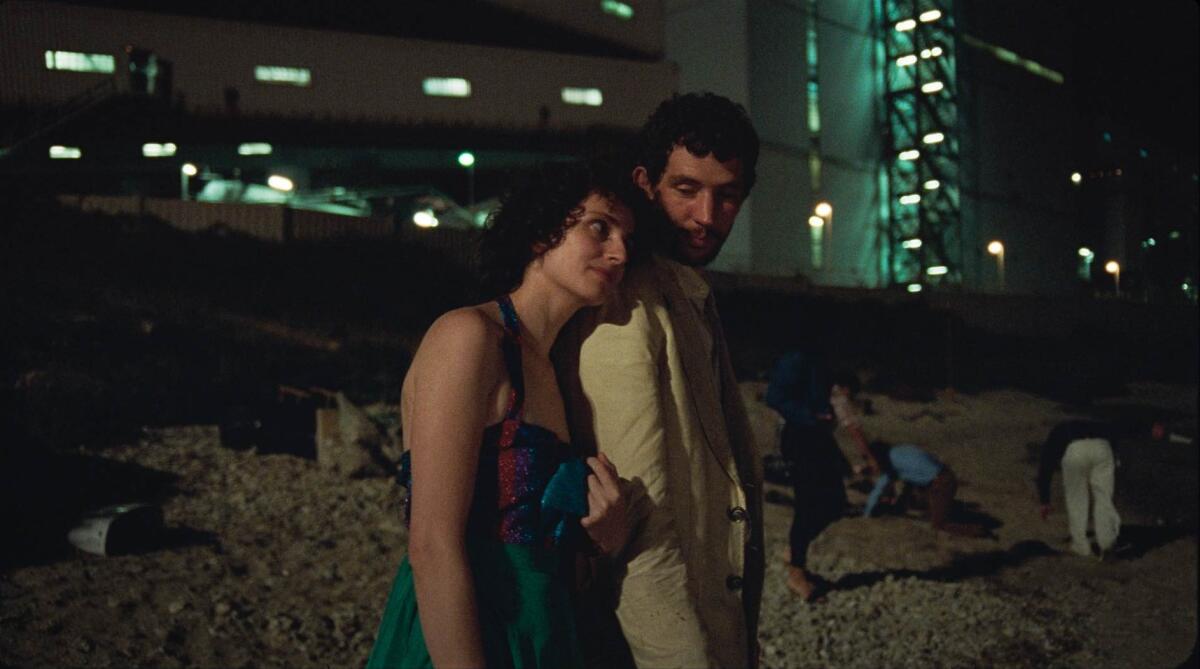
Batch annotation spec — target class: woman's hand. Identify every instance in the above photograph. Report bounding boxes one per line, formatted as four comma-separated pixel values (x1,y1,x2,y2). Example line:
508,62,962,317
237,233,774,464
580,452,631,556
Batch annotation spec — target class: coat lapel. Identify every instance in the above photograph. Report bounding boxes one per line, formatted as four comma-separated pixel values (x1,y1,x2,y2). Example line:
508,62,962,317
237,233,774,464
654,259,739,483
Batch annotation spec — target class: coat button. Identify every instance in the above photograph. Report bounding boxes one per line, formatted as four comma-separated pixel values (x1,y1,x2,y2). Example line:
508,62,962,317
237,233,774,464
726,575,743,591
728,506,748,522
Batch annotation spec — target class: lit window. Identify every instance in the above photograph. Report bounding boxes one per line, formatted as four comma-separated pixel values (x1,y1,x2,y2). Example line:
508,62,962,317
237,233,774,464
896,54,918,67
142,142,177,158
899,193,922,205
267,174,294,191
922,132,945,144
895,19,916,31
902,238,923,249
600,0,634,19
899,149,920,161
923,179,940,190
561,87,603,106
926,265,948,275
238,142,273,156
49,145,82,159
44,50,115,73
921,81,944,94
423,77,471,97
919,9,942,22
255,66,311,86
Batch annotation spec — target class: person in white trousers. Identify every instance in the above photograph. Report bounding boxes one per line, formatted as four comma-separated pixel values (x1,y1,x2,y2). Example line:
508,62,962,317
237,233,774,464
1036,420,1166,557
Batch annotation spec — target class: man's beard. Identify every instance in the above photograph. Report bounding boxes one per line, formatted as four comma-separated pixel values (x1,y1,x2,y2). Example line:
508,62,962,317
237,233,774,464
646,191,725,267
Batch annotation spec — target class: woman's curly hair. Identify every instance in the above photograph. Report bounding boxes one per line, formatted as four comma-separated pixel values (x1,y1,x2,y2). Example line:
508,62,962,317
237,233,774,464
478,157,644,296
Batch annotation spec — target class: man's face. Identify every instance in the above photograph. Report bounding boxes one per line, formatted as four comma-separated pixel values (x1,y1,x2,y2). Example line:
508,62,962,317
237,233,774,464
634,146,746,266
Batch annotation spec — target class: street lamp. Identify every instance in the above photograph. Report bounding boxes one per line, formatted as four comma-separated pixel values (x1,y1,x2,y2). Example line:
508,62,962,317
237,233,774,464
1105,260,1120,295
458,151,476,206
180,162,197,200
987,240,1005,291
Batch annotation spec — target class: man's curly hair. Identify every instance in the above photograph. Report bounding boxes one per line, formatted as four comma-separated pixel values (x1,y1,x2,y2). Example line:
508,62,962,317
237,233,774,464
478,158,643,296
635,92,760,194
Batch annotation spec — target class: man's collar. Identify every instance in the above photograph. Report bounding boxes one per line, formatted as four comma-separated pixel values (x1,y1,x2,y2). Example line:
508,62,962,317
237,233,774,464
655,255,711,302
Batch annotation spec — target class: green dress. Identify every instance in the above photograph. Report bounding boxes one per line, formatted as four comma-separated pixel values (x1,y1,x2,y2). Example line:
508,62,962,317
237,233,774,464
367,296,587,669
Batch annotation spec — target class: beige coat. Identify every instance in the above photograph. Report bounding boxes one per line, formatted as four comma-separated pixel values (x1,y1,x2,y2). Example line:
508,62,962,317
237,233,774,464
560,256,764,669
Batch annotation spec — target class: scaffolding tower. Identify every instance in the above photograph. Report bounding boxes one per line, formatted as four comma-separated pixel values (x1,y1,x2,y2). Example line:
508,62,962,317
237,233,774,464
876,0,962,290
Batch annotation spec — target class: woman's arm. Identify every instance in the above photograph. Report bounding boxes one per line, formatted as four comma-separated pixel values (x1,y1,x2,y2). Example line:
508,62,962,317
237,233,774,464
405,309,503,668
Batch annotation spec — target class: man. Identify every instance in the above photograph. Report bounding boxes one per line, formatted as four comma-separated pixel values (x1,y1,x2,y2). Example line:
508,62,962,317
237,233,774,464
863,441,983,536
562,93,763,668
765,351,875,601
1035,420,1164,558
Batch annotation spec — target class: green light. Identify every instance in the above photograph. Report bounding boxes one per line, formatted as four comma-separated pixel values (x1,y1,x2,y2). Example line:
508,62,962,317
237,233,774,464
424,77,471,97
600,0,634,19
44,50,114,73
49,145,82,159
926,265,948,276
457,151,476,168
238,142,273,156
255,65,311,86
142,142,177,158
1169,230,1181,240
561,87,603,106
907,284,923,293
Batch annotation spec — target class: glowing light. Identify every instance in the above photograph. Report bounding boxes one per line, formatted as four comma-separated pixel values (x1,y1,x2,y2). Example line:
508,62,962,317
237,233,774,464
924,179,940,190
267,175,294,192
561,87,603,106
412,209,439,228
987,241,1004,256
899,149,920,161
919,9,942,22
896,54,918,67
808,215,825,228
1070,171,1082,184
1077,247,1093,258
49,145,81,159
895,19,917,31
423,77,471,97
601,0,634,19
922,132,945,144
814,201,833,218
920,46,944,59
921,81,945,94
1104,261,1119,275
142,142,177,158
1169,230,1181,240
44,50,114,73
901,238,923,249
457,151,476,168
238,142,273,156
926,265,948,276
1145,237,1157,247
181,163,198,176
899,193,922,205
255,66,311,86
907,284,923,293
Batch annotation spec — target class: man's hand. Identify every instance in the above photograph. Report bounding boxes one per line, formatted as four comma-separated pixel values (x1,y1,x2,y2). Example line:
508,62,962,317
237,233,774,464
1039,504,1052,521
580,453,631,556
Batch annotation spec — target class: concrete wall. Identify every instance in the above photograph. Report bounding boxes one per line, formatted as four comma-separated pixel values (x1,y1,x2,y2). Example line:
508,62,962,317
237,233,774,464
0,1,676,131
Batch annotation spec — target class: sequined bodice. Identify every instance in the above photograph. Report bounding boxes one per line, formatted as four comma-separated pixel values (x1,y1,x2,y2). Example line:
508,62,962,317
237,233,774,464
399,296,583,547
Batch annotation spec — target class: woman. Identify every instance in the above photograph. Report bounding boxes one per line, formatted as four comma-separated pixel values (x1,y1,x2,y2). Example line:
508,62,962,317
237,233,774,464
368,161,639,668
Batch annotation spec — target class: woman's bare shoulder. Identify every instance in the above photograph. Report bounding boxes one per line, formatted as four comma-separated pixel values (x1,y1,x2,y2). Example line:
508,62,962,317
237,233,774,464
411,304,506,375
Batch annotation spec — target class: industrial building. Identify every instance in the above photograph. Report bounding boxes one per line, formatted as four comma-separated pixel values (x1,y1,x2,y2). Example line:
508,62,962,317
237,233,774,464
2,0,1195,299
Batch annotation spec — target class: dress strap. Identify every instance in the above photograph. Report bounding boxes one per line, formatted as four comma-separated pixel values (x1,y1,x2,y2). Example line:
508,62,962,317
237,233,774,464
496,295,525,437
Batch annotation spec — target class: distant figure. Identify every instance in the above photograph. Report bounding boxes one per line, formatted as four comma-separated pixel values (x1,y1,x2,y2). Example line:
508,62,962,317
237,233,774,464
1036,420,1165,558
765,350,876,602
864,441,984,536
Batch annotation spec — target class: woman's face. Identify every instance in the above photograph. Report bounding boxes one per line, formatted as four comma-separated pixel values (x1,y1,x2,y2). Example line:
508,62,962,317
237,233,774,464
537,192,635,306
